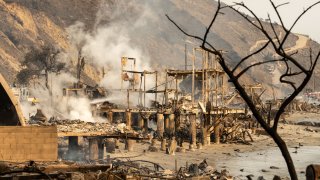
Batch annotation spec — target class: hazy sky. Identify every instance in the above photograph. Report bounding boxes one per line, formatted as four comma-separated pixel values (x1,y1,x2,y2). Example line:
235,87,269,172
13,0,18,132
220,0,320,43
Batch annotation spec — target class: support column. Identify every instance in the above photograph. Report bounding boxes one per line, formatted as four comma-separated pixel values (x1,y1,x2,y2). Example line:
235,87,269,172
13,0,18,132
164,114,169,134
169,114,175,135
202,126,208,146
157,113,164,138
214,123,220,144
125,139,135,152
138,114,144,129
98,138,104,160
68,136,79,152
89,138,99,161
126,111,132,130
144,117,149,132
105,139,116,153
203,102,211,146
67,136,79,160
108,111,113,123
189,114,196,146
161,139,167,151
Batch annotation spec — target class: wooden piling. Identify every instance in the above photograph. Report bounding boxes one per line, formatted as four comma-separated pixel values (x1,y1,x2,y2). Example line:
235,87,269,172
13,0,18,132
189,114,196,145
138,114,144,129
125,139,135,152
105,139,116,153
89,138,99,161
157,113,164,138
68,136,79,152
98,138,104,160
126,111,132,130
108,111,113,123
68,136,79,160
169,114,175,135
161,139,167,151
164,114,169,134
214,123,220,144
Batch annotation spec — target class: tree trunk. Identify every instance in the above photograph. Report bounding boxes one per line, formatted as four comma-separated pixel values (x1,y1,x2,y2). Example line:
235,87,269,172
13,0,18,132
271,131,298,180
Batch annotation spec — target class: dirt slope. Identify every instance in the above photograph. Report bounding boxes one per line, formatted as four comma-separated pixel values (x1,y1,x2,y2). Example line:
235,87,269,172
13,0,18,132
0,0,319,96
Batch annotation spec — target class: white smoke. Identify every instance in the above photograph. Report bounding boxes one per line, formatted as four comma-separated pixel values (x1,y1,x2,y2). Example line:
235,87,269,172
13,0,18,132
21,1,162,122
67,0,157,107
21,70,97,122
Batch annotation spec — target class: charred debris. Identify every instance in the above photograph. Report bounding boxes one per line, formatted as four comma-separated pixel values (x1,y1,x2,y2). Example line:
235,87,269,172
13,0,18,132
2,48,319,179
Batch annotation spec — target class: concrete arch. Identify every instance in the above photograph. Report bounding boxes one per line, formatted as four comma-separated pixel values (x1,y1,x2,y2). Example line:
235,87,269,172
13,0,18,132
0,73,25,126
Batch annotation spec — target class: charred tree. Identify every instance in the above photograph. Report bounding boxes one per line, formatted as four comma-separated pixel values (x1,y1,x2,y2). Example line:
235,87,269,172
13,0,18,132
17,45,65,93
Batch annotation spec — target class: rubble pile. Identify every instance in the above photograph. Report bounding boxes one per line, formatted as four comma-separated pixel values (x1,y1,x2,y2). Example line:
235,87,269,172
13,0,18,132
54,120,115,134
221,118,254,145
52,120,138,134
30,117,139,134
106,159,233,180
176,159,232,180
0,159,235,180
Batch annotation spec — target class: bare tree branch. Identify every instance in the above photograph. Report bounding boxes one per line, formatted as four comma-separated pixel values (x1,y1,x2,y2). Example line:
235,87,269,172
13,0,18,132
232,41,271,73
269,0,288,32
235,59,284,79
279,1,320,50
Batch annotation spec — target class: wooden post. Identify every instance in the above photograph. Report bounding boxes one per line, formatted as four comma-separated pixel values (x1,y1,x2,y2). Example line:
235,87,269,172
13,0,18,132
127,89,130,109
89,138,99,161
108,111,113,123
165,70,168,106
202,50,205,103
68,136,79,160
189,114,196,146
202,126,208,146
105,139,116,153
192,49,195,107
68,136,79,152
126,111,132,130
144,116,149,132
164,114,169,134
175,78,178,108
98,138,104,160
155,71,158,102
214,120,220,144
144,72,146,108
138,114,144,129
157,113,164,138
169,114,175,135
161,139,167,151
205,51,209,103
125,139,135,152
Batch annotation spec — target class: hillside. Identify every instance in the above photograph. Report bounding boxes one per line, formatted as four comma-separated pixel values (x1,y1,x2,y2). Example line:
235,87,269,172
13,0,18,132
0,0,319,97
